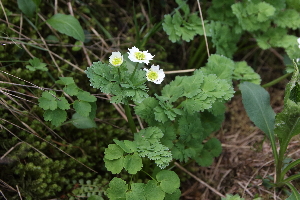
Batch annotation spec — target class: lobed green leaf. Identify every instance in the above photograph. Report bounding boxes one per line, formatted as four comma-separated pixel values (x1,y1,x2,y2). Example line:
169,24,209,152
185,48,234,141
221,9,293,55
156,170,180,194
106,178,127,199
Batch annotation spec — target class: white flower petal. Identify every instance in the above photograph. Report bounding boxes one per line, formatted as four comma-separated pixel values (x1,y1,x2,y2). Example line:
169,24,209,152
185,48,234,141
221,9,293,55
109,51,123,66
128,46,154,64
144,65,165,84
297,38,300,45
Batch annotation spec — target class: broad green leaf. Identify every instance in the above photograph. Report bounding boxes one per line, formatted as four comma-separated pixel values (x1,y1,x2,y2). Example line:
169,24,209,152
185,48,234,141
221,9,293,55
38,91,58,110
57,97,70,110
104,144,124,160
17,0,36,18
43,109,67,127
156,170,180,194
239,82,275,138
126,183,146,200
56,77,75,85
144,180,165,200
195,138,222,167
106,178,127,199
77,91,97,102
63,83,79,96
164,189,181,200
73,100,91,117
71,113,96,129
113,139,136,153
123,153,143,174
104,157,124,174
47,14,85,42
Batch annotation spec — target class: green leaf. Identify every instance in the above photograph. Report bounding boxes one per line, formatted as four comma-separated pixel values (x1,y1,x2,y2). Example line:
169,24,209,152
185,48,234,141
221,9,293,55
144,180,165,200
57,97,70,110
26,57,48,71
47,14,85,42
274,9,300,30
195,138,222,167
201,54,235,81
38,91,58,110
104,157,124,174
73,100,91,117
43,109,67,127
286,183,300,200
134,127,172,169
71,113,96,129
126,183,146,200
233,61,261,84
164,188,181,200
162,14,181,43
123,153,143,174
17,0,36,18
239,82,275,138
156,170,180,194
104,144,124,160
106,178,127,199
221,194,245,200
232,2,275,31
56,77,75,85
87,195,104,200
77,91,97,102
135,97,159,126
63,83,79,96
113,139,136,153
289,82,300,103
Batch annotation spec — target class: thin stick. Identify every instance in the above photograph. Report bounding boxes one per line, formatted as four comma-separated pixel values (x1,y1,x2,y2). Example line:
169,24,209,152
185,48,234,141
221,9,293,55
16,185,23,200
1,142,23,159
174,162,225,198
196,0,210,57
164,69,195,74
0,190,8,200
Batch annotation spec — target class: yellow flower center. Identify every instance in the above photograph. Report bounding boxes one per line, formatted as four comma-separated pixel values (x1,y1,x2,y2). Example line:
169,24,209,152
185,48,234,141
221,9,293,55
134,52,146,60
111,57,122,66
147,71,158,81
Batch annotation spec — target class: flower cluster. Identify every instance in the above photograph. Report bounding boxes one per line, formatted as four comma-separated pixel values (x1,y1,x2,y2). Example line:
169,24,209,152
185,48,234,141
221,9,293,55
109,46,165,84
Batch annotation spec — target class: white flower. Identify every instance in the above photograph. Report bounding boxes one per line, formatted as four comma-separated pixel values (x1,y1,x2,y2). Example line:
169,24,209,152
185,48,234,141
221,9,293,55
128,46,154,65
144,65,165,84
109,51,123,66
297,38,300,49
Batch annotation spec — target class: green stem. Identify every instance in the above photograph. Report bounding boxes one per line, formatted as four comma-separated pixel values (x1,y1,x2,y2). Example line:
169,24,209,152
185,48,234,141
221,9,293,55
141,170,155,180
235,72,292,95
118,68,122,82
130,63,140,80
281,158,300,179
283,173,300,184
262,73,292,88
277,137,293,183
124,102,137,134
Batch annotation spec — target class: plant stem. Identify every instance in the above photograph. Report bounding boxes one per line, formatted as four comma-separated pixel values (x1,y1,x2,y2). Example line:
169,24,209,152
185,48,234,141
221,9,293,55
281,158,300,179
118,68,122,82
262,73,292,88
130,62,139,80
124,102,137,134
